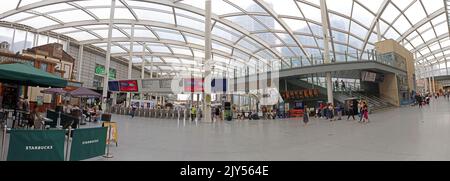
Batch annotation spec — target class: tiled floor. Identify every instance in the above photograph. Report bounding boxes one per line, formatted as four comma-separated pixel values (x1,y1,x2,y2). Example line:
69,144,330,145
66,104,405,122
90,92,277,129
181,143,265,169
3,97,450,161
86,97,450,161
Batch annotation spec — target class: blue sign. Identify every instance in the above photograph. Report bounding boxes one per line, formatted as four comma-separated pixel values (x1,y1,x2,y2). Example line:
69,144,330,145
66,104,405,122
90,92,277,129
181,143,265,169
211,79,227,93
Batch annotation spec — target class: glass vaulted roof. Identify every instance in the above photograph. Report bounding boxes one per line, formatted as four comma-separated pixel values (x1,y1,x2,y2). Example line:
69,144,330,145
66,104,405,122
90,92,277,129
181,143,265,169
0,0,449,78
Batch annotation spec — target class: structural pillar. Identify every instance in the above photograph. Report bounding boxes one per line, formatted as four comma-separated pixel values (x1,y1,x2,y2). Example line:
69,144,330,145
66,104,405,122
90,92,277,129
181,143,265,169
320,0,334,103
376,20,382,42
432,76,436,93
141,43,146,101
101,0,116,111
203,0,212,122
77,44,84,81
428,77,432,93
126,24,135,107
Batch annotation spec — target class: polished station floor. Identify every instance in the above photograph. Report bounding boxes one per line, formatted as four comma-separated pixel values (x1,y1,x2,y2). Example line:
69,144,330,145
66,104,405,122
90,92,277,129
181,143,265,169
85,98,450,161
2,98,448,161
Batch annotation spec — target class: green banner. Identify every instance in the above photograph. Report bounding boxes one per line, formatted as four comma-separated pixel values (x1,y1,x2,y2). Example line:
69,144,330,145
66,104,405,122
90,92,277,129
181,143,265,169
70,127,107,161
95,64,116,79
7,129,66,161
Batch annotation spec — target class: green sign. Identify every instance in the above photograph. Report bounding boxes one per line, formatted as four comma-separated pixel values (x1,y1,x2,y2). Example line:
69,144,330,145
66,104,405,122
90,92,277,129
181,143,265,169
37,96,44,106
70,127,107,161
95,64,116,79
7,129,66,161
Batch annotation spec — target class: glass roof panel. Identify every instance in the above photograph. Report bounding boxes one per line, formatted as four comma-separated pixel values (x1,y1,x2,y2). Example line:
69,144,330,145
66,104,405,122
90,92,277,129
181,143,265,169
114,8,136,20
212,41,232,54
422,0,444,14
0,0,19,14
227,15,267,32
283,18,310,33
133,27,156,38
391,0,414,11
18,16,59,29
393,15,412,34
3,12,34,22
227,0,266,13
381,3,400,23
404,1,427,25
351,3,374,25
153,28,184,42
421,29,437,41
0,0,448,74
65,31,99,41
176,15,205,31
170,46,193,56
211,0,241,15
329,14,350,31
33,3,74,14
128,1,173,11
88,8,110,20
134,9,174,24
350,21,368,38
434,22,448,36
297,1,322,23
265,0,302,17
149,45,171,53
48,10,94,23
326,0,353,15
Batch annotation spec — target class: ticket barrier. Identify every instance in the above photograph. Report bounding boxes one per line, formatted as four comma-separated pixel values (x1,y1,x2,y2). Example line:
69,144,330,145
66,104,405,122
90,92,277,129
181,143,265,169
139,108,145,117
144,109,150,117
149,109,155,118
163,110,168,119
172,110,178,119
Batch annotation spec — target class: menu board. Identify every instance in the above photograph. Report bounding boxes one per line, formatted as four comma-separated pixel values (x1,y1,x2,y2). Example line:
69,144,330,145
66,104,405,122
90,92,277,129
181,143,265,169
119,80,139,92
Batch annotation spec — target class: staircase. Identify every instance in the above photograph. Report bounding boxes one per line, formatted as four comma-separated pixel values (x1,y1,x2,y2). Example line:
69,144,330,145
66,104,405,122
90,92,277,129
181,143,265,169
335,91,395,113
286,77,394,113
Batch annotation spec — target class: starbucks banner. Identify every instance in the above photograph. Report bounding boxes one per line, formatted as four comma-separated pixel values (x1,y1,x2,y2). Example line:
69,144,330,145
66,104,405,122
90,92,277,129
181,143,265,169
70,127,107,161
7,129,66,161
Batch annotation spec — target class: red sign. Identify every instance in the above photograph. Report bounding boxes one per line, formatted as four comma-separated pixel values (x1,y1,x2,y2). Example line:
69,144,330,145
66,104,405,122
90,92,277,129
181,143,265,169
119,80,139,92
184,78,204,92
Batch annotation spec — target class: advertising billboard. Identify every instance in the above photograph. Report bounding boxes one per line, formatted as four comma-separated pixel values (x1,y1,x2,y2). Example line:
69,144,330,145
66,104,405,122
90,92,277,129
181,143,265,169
119,80,139,92
184,78,204,93
108,81,119,92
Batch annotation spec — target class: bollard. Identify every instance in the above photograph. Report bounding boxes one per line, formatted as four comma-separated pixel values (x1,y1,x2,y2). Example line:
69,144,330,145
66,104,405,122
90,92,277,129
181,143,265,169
57,111,61,129
65,126,72,161
103,124,113,158
1,125,7,161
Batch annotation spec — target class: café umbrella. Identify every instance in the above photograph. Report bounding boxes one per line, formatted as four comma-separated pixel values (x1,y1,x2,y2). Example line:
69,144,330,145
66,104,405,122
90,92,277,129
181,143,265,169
68,87,101,98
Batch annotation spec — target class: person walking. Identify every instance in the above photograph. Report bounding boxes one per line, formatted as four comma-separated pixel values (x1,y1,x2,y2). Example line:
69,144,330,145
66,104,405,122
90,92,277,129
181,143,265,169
358,101,363,122
336,103,342,120
303,105,309,126
335,80,339,91
190,106,197,122
347,103,355,120
418,95,423,108
328,103,335,121
131,103,137,118
214,106,220,122
361,102,369,123
341,80,346,91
